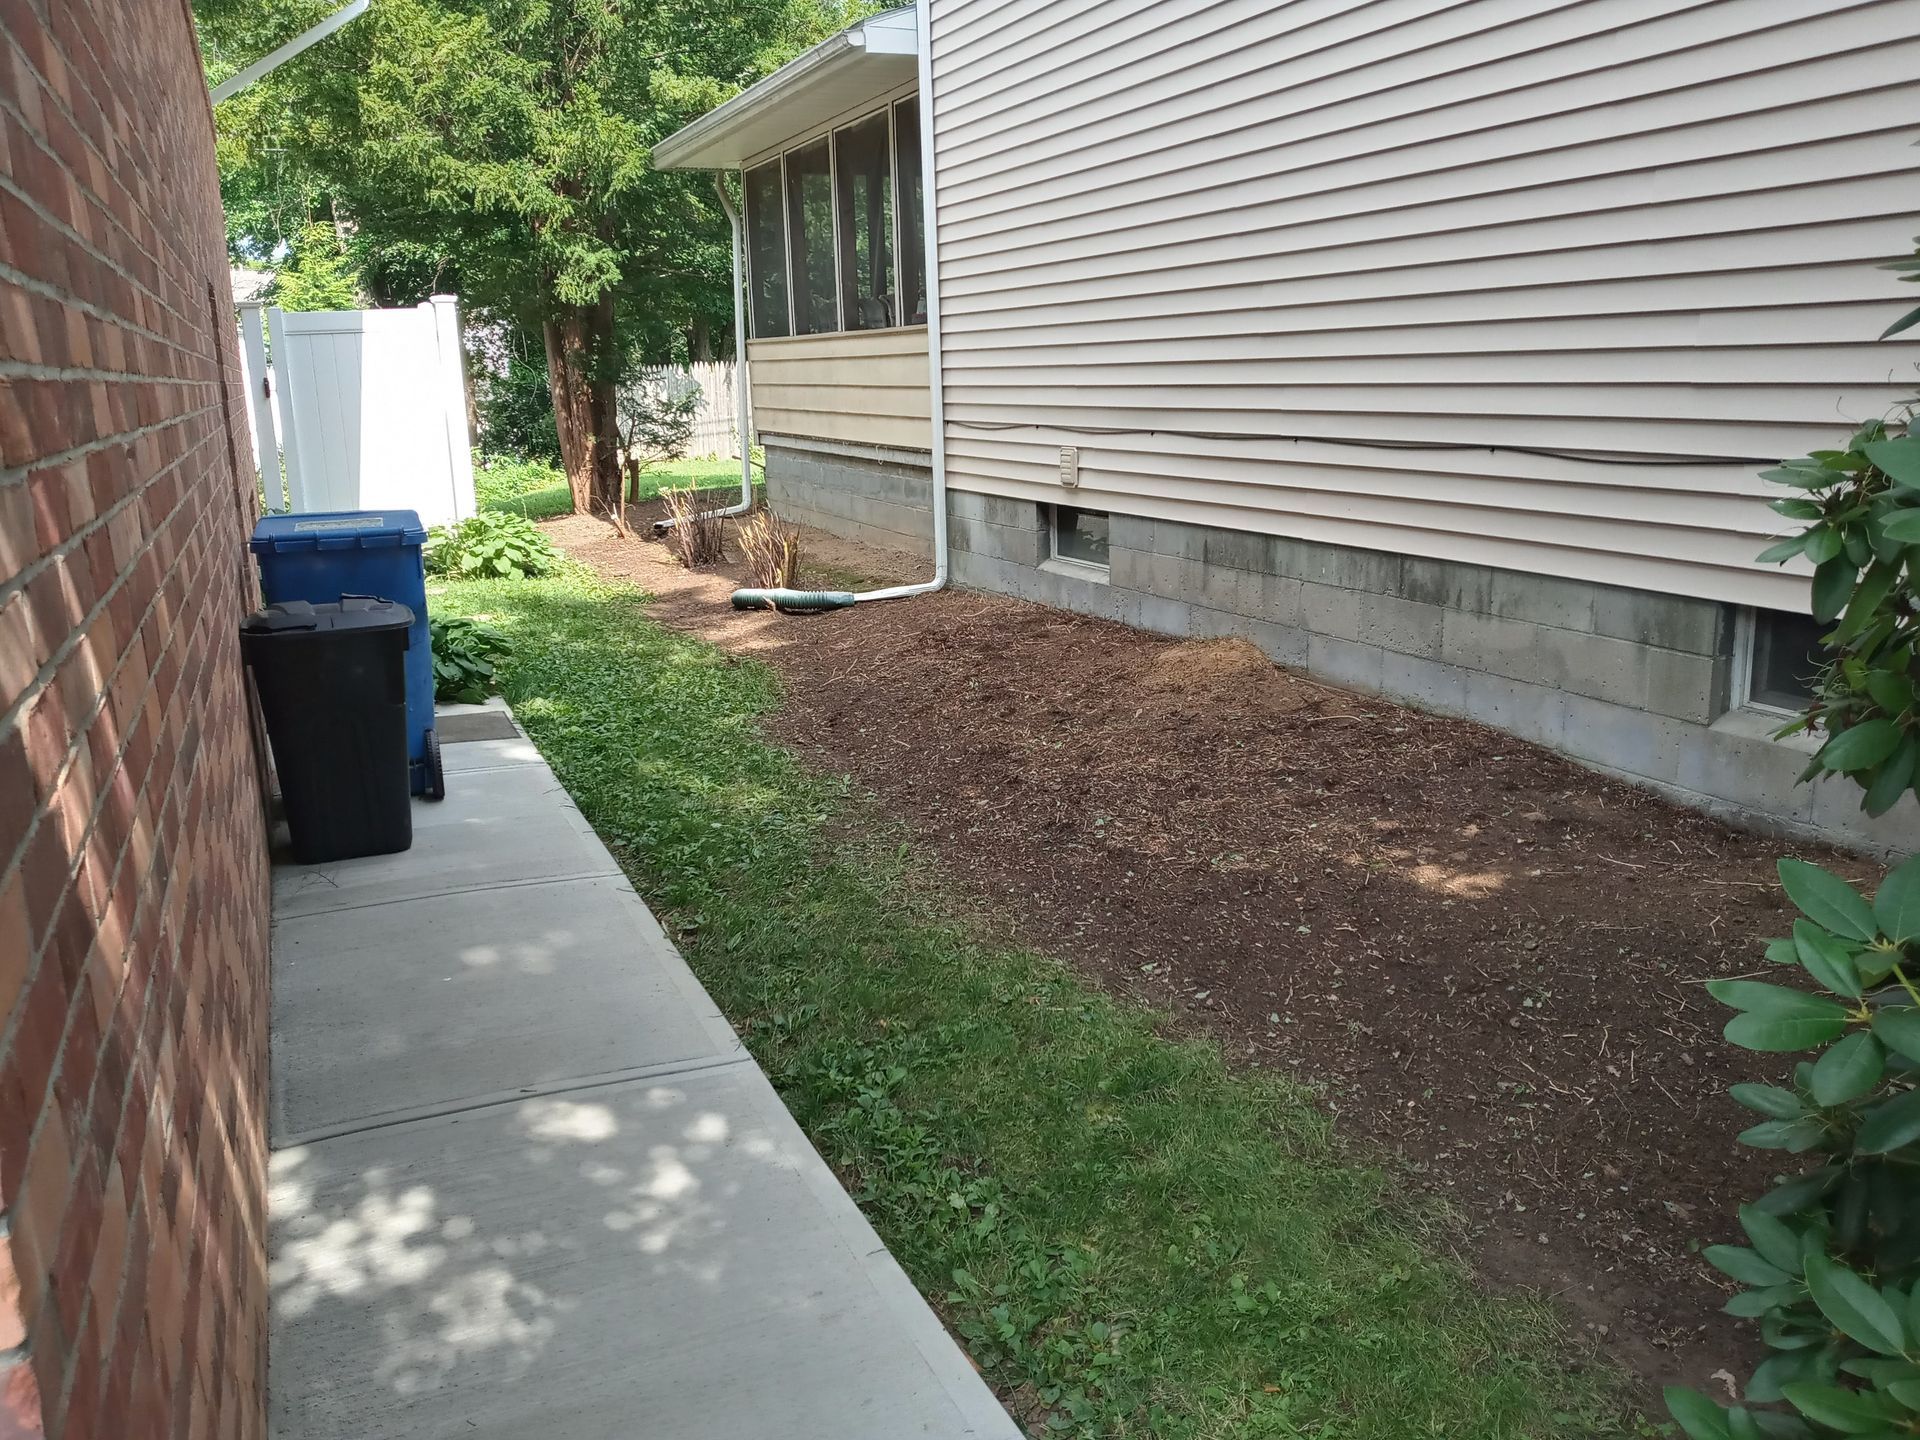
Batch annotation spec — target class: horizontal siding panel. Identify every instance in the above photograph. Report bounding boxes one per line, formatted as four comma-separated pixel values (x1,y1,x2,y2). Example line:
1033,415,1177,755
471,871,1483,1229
925,0,1919,605
938,144,1906,284
747,328,929,361
940,346,1906,387
749,330,932,452
948,429,1775,501
938,301,1905,357
940,79,1913,244
939,269,1901,339
944,451,1811,611
942,401,1846,461
936,1,1867,189
950,440,1772,550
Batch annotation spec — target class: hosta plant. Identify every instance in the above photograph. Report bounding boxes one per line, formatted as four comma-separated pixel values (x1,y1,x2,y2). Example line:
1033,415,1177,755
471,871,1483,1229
424,511,559,580
428,615,510,704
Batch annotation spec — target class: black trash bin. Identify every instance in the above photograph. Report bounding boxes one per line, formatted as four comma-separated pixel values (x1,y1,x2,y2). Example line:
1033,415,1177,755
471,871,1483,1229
241,597,416,864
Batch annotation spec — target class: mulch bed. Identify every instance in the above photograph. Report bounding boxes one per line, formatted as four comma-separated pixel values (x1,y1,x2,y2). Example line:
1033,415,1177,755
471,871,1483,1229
542,501,1883,1403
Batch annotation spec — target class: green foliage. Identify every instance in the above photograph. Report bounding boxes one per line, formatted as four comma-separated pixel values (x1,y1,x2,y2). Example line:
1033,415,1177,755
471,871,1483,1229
1750,423,1920,816
266,219,363,310
429,569,1643,1439
472,338,562,463
424,511,559,580
428,615,510,703
198,0,865,351
1672,337,1920,1435
474,454,572,520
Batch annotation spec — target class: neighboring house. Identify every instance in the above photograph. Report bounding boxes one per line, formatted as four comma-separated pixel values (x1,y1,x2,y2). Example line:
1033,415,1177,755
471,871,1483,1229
654,0,1920,850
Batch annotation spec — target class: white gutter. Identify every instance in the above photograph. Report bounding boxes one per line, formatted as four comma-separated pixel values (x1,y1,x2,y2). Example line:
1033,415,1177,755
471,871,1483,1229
731,0,948,613
655,176,755,534
209,0,370,105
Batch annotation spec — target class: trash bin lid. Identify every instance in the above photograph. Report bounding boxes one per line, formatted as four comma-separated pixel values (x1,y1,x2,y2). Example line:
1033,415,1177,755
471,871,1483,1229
242,597,416,635
250,511,429,555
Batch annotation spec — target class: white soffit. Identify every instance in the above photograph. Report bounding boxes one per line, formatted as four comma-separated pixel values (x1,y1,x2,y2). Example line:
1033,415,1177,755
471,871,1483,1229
650,6,917,170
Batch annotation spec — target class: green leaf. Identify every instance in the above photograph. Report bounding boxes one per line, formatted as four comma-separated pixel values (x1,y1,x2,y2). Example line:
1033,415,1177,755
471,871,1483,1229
1810,1032,1884,1106
1872,1007,1920,1063
1882,303,1920,340
1749,1348,1821,1402
1757,1166,1843,1216
1725,1283,1805,1318
1666,1387,1733,1440
1874,857,1920,941
1757,536,1811,564
1805,1254,1909,1355
1866,437,1920,488
1737,1118,1824,1149
1772,498,1825,520
1867,669,1917,717
1739,1205,1806,1273
1711,979,1851,1016
1706,1244,1794,1288
1877,509,1920,543
1778,859,1878,940
1731,1083,1806,1119
1806,526,1845,566
1820,719,1903,774
1812,561,1853,623
1794,922,1863,998
1863,742,1917,818
1726,1011,1852,1052
1835,561,1898,643
1855,1087,1920,1154
1782,1381,1904,1433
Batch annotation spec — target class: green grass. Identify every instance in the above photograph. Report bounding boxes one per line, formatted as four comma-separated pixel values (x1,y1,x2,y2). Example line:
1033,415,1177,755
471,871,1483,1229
434,566,1646,1440
475,453,749,520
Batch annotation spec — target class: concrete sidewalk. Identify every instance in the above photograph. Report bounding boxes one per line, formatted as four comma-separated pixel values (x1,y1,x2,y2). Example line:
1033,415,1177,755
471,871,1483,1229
267,701,1018,1439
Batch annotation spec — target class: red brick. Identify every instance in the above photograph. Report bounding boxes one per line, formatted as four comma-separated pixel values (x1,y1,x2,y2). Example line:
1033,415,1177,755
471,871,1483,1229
0,2,268,1434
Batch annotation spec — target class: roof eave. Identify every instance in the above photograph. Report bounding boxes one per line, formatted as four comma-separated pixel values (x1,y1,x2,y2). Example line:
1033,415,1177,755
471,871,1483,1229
651,7,917,172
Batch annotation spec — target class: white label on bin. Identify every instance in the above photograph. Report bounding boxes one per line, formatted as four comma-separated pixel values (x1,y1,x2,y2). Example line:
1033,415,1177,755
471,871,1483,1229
292,516,386,533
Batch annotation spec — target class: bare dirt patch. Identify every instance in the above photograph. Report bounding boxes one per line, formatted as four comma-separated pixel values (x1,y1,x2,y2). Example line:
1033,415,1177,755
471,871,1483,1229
544,501,1882,1402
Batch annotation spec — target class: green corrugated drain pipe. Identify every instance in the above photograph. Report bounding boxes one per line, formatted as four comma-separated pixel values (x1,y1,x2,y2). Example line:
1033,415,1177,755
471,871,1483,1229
730,588,858,614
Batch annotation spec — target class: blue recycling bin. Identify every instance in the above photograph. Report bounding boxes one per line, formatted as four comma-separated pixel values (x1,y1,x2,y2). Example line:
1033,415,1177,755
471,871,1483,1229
249,511,443,799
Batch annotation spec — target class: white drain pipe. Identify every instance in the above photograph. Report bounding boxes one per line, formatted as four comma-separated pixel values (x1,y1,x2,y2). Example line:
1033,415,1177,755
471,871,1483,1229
732,0,949,613
656,174,756,535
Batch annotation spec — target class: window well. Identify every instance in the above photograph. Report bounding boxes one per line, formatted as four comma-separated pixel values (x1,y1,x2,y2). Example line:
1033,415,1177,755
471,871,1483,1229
1746,609,1828,712
1052,506,1110,568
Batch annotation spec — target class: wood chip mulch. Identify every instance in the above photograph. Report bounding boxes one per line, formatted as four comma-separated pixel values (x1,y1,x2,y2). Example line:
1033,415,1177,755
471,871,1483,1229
542,502,1882,1402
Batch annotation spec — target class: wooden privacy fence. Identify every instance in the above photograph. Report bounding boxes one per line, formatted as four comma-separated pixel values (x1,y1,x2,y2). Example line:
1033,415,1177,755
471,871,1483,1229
627,361,749,459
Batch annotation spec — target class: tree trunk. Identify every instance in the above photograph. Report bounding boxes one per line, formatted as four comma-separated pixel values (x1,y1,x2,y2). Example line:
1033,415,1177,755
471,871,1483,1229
542,300,622,520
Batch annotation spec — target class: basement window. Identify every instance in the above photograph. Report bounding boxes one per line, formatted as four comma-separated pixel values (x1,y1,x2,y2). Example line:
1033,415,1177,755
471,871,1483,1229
1742,609,1830,713
1051,505,1110,570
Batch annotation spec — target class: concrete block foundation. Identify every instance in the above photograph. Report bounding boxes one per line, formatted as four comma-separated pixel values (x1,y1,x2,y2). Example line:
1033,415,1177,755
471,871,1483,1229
761,434,1919,853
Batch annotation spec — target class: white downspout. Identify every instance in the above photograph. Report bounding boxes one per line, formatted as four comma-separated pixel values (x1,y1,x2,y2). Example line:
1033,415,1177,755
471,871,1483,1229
732,0,949,612
656,173,756,533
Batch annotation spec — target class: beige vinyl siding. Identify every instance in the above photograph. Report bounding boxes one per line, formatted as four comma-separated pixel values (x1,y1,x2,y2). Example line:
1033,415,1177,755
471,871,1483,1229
927,0,1920,609
748,327,932,450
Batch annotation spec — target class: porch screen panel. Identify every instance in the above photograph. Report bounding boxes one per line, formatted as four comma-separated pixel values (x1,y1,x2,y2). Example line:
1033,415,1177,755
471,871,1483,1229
743,160,790,338
784,137,837,335
835,112,895,329
893,98,925,326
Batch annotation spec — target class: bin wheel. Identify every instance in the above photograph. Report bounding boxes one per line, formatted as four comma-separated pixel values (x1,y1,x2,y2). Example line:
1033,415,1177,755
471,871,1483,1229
424,728,446,801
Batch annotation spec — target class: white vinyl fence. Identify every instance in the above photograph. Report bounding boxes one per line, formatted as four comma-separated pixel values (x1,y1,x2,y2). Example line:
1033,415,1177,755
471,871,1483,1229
237,295,477,527
626,361,747,459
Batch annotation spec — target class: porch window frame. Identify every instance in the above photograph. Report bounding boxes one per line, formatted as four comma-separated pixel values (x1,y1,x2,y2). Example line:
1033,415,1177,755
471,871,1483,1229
739,87,924,343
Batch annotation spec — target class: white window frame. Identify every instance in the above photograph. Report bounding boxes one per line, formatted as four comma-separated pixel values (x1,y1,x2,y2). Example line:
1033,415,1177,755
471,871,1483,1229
1733,606,1824,718
1043,503,1112,583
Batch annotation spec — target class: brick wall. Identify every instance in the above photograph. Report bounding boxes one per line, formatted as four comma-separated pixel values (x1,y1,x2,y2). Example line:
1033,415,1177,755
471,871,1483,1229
0,0,272,1436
